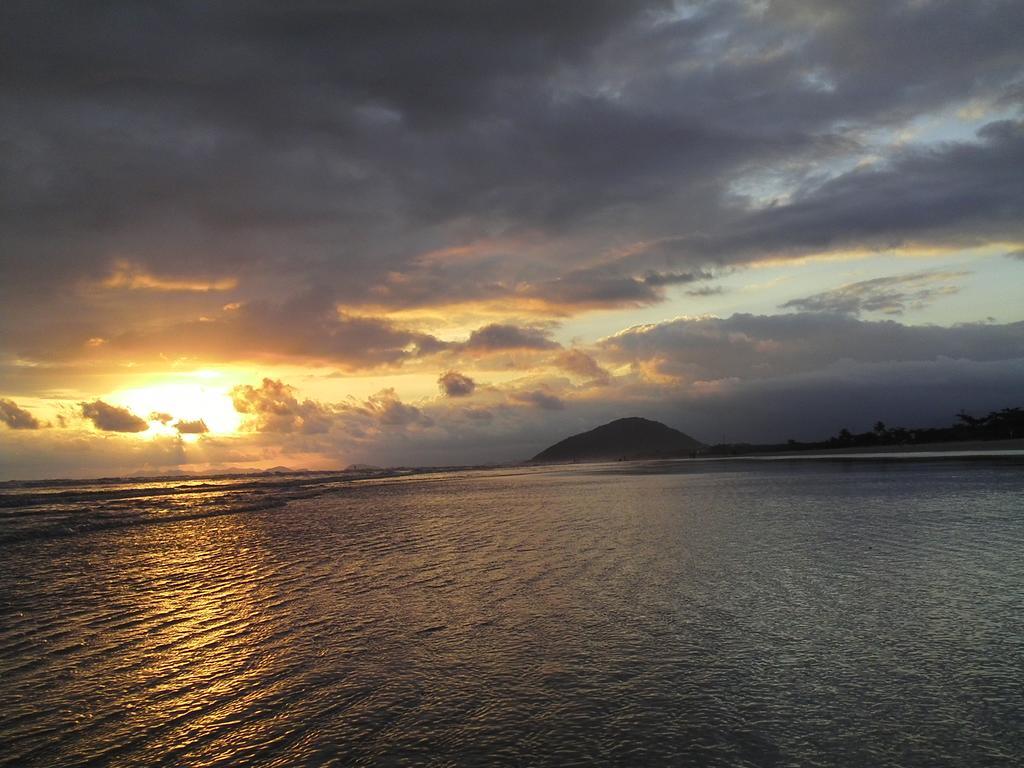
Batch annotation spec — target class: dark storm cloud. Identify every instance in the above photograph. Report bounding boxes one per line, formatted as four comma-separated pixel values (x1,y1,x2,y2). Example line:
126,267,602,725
3,0,1022,325
80,400,149,432
600,313,1024,382
0,1,663,284
0,398,42,429
438,371,476,398
2,0,1024,436
717,120,1024,261
664,357,1024,444
582,312,1024,443
781,271,969,316
620,119,1024,268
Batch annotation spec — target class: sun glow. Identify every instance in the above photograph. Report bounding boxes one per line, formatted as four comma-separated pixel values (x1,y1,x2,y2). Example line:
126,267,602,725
111,381,243,437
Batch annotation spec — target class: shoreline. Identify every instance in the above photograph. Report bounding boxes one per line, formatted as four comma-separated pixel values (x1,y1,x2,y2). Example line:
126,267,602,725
528,438,1024,466
713,437,1024,459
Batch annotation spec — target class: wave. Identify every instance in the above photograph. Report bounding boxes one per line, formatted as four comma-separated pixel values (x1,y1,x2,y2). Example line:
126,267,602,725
0,468,423,546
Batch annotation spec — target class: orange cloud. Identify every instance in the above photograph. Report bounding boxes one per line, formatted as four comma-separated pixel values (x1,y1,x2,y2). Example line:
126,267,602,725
101,260,238,292
231,378,333,434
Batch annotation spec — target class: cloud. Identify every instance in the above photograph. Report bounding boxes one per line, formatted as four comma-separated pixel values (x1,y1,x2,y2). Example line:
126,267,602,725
505,267,719,312
686,286,726,297
2,0,1022,377
642,270,715,287
462,324,558,352
692,120,1024,265
102,260,237,292
662,356,1024,445
0,398,42,429
510,389,565,411
3,2,1021,305
438,371,476,397
781,271,969,315
523,269,661,309
80,400,149,432
231,378,333,434
553,349,611,384
600,313,1024,383
150,412,174,424
1007,249,1024,261
362,389,432,427
175,419,209,434
59,292,450,370
232,378,435,440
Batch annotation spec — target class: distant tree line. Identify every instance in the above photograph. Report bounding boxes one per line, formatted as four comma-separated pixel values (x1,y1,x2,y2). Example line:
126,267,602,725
701,406,1023,456
823,407,1023,448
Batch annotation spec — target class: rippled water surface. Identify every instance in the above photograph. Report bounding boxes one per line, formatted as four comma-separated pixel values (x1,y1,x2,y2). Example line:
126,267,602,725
2,459,1022,766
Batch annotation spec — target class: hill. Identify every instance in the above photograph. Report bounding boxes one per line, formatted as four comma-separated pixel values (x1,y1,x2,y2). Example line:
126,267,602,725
531,417,704,463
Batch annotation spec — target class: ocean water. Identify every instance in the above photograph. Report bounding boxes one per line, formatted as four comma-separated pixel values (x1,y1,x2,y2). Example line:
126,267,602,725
1,458,1022,767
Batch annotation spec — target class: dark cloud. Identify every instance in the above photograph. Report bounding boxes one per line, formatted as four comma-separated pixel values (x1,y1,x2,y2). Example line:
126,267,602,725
52,293,449,369
175,419,209,434
0,398,42,429
462,324,558,352
361,389,432,427
510,390,565,411
781,271,968,315
524,270,661,309
600,313,1024,382
231,378,332,434
642,270,715,287
519,266,718,310
81,400,149,432
438,371,476,397
664,357,1024,445
150,412,174,424
4,0,1020,330
689,120,1024,265
686,285,726,297
1007,249,1024,261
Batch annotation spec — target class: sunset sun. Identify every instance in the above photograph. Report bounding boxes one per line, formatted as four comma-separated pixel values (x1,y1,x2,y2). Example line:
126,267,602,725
110,380,243,437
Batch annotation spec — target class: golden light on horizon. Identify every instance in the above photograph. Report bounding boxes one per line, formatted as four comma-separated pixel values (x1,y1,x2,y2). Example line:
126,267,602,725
110,380,243,437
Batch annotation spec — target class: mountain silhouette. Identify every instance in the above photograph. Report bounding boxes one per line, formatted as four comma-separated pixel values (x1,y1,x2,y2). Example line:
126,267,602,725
531,417,704,463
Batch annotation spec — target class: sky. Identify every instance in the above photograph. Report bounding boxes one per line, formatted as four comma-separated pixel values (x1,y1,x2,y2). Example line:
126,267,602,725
1,0,1023,479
